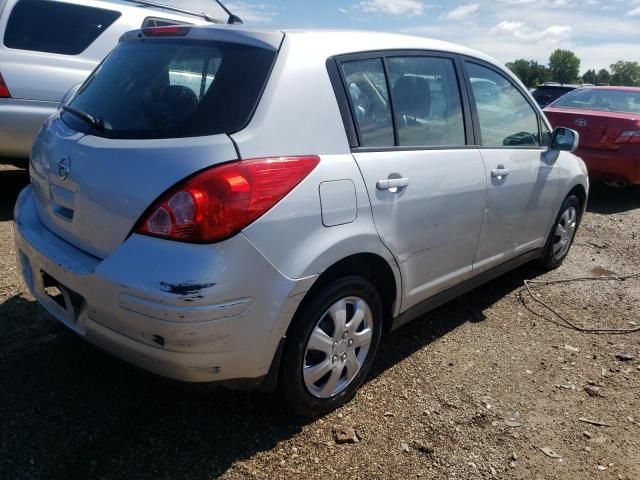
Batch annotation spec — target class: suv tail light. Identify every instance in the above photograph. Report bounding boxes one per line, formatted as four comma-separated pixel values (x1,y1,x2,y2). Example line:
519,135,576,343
0,72,11,98
614,130,640,144
136,156,320,243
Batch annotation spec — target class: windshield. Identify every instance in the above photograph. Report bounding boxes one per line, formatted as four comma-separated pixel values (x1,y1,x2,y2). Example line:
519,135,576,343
62,39,276,139
552,88,640,114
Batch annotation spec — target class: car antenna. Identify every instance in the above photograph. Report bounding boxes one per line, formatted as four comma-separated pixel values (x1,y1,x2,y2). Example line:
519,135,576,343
213,0,243,24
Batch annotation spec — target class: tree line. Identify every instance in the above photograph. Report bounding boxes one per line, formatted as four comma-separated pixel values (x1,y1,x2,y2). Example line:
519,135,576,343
506,49,640,88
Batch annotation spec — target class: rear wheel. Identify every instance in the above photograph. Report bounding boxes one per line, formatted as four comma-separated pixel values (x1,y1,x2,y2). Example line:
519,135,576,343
540,195,581,269
280,276,383,417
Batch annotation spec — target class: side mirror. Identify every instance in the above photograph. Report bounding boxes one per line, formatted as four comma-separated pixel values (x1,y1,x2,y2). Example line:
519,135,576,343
550,127,579,152
59,83,82,108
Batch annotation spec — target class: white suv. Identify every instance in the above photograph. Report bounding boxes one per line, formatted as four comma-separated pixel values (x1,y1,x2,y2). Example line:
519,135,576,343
0,0,240,161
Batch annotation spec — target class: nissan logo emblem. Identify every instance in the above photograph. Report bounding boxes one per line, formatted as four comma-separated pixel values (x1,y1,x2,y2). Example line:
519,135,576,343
575,118,587,127
57,157,71,180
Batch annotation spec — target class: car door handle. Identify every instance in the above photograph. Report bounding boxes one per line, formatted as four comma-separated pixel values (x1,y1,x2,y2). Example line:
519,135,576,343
376,178,410,190
491,166,510,178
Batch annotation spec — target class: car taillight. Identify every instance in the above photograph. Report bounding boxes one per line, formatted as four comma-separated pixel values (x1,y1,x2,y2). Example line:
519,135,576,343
142,26,190,37
0,72,11,98
136,156,320,243
615,130,640,144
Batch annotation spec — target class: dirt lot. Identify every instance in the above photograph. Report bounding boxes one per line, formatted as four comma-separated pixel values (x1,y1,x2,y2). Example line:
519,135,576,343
1,165,639,480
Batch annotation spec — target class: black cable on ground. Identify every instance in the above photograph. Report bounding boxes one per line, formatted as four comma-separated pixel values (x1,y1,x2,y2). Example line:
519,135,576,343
521,273,640,334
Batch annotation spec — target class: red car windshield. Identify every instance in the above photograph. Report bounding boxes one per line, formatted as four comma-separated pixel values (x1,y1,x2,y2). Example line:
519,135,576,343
553,89,640,115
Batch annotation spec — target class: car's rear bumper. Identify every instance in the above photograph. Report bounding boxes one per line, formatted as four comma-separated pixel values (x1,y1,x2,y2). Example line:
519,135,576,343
0,98,57,159
14,186,316,384
578,148,640,185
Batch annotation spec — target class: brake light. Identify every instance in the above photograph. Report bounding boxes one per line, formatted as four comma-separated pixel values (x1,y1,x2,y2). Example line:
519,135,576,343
142,26,190,37
136,156,320,243
615,130,640,144
0,72,11,98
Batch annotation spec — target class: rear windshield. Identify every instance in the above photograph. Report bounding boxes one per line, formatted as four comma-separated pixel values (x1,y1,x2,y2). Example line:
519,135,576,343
4,0,121,55
62,39,276,139
532,86,574,104
552,88,640,114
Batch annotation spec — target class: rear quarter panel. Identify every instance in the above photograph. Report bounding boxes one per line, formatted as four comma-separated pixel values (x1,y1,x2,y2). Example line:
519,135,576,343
235,34,401,308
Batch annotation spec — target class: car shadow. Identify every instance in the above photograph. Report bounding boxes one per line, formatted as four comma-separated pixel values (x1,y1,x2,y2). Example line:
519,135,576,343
0,262,543,479
0,294,303,480
586,180,640,214
0,167,29,222
370,262,542,377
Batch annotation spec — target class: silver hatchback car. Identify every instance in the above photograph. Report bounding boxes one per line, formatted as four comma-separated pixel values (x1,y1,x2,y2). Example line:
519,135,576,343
14,25,588,416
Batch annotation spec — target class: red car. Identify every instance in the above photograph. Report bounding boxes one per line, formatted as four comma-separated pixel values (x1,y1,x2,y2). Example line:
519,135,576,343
544,86,640,186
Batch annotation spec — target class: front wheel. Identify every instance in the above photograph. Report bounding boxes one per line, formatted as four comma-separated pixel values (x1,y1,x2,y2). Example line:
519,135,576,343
540,195,581,269
279,276,383,417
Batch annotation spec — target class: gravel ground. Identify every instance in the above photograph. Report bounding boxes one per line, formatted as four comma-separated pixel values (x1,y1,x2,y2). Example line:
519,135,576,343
1,165,639,479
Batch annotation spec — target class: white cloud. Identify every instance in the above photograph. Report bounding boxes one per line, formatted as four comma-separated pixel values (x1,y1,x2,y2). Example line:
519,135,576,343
401,0,638,72
338,7,349,14
491,20,571,45
356,0,426,16
441,3,480,21
225,2,276,23
627,6,640,15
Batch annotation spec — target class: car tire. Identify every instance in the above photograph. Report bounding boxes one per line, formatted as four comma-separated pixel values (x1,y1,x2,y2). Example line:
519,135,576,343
279,276,383,418
540,194,581,269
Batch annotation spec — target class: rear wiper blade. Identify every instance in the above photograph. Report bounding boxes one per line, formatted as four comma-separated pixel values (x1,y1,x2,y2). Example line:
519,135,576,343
61,105,104,130
123,0,220,23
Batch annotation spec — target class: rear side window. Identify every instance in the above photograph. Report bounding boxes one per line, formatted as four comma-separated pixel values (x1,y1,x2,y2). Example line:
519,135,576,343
467,62,541,147
341,59,394,148
4,0,121,55
63,39,276,139
386,56,465,147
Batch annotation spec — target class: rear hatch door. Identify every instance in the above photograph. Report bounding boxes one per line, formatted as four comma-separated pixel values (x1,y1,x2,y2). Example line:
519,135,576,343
29,27,283,258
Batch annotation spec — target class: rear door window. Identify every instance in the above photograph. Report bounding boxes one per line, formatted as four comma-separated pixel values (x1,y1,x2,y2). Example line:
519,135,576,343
341,58,395,148
63,39,276,138
4,0,121,55
466,62,541,147
386,56,465,147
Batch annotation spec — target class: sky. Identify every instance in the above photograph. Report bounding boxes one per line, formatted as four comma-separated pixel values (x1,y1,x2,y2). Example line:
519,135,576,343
223,0,640,73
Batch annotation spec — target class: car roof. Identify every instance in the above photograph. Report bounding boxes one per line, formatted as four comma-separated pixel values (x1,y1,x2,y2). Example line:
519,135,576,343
535,84,580,89
579,86,640,92
124,25,502,63
283,28,498,61
122,25,528,90
170,26,501,65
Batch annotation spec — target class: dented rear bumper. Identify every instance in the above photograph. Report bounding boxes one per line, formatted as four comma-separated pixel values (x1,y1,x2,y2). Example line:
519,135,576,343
14,186,315,384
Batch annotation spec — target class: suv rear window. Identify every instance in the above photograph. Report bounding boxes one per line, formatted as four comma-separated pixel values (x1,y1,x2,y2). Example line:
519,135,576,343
531,86,575,108
62,39,276,139
4,0,121,55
